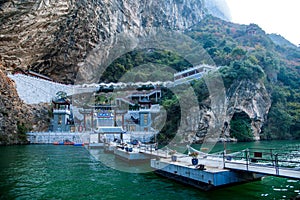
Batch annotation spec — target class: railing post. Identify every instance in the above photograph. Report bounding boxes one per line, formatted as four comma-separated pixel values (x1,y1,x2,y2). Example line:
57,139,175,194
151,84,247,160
270,149,274,166
166,149,168,158
245,149,249,170
275,153,279,175
223,150,225,169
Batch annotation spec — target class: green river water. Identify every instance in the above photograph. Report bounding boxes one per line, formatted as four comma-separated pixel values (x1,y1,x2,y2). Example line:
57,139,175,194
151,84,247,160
0,140,299,200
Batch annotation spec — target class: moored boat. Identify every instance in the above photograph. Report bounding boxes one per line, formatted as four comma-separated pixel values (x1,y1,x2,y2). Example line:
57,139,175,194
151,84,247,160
73,143,84,146
63,141,75,145
53,140,75,145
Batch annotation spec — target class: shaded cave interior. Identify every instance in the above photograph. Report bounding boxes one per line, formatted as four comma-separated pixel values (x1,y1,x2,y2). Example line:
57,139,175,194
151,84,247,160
229,111,253,142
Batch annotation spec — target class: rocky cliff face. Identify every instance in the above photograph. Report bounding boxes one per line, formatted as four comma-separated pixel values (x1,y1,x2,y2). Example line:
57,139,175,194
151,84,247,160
0,0,231,83
0,63,50,145
0,0,210,83
0,64,31,144
177,80,271,144
225,80,271,140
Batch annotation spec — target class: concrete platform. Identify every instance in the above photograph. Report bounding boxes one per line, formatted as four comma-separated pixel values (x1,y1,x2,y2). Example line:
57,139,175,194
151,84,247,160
114,147,152,162
88,143,105,149
151,158,264,191
104,143,117,154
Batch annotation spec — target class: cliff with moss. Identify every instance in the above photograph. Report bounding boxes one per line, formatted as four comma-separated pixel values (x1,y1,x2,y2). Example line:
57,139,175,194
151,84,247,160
158,16,300,143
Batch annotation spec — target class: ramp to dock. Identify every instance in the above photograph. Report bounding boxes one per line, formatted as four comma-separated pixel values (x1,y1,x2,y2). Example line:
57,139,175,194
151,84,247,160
225,161,300,179
223,148,300,179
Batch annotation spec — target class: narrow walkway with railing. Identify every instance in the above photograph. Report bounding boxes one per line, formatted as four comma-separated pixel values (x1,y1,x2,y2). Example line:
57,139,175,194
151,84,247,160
223,148,300,179
9,65,209,104
26,132,91,144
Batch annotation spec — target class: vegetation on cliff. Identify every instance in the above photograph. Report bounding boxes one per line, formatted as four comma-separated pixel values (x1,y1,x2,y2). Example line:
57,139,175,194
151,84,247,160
100,50,192,83
186,16,300,141
187,16,299,141
103,16,300,142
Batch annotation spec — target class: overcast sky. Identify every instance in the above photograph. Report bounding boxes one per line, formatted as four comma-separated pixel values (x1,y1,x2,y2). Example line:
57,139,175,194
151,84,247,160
226,0,300,46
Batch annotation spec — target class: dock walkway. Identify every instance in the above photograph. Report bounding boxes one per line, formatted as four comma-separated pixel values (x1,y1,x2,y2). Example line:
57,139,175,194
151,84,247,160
225,160,300,179
224,148,300,179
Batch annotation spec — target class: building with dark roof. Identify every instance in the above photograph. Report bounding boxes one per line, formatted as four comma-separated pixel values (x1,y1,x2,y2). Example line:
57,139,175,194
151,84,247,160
51,95,74,132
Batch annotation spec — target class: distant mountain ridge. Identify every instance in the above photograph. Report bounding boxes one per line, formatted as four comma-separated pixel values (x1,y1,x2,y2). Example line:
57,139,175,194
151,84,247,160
203,0,231,21
268,33,297,49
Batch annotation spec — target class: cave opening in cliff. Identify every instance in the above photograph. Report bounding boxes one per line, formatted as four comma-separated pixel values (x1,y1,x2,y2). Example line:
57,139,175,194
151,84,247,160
230,112,253,142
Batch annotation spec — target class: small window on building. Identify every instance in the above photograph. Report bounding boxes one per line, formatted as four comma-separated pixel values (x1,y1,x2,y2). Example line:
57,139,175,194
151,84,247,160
58,115,62,125
143,114,148,125
129,125,136,131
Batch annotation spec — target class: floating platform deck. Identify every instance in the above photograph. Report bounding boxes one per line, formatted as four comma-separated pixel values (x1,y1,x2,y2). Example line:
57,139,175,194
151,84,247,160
104,143,117,153
88,143,105,149
151,157,264,191
114,147,152,162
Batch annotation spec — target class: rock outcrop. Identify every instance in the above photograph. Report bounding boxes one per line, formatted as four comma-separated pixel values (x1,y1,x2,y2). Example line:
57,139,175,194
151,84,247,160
0,63,50,145
225,80,271,140
0,64,29,144
176,80,271,144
